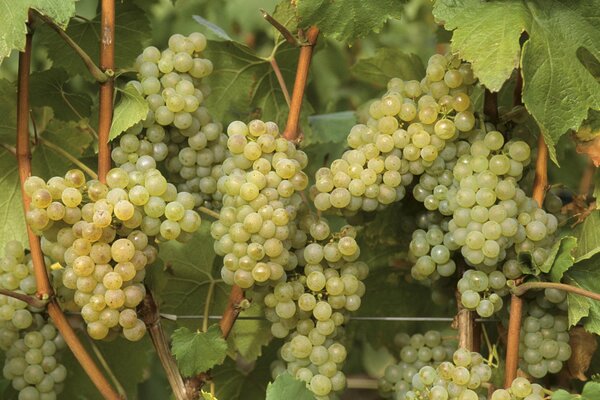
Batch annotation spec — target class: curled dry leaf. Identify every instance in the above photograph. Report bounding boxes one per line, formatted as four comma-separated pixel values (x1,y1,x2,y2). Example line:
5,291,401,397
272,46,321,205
567,326,598,381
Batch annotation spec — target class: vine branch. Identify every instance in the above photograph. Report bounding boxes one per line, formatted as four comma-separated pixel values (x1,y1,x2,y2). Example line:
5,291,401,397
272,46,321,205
260,9,298,46
97,0,115,182
0,288,47,308
34,12,108,83
513,281,600,302
16,21,122,399
282,26,320,141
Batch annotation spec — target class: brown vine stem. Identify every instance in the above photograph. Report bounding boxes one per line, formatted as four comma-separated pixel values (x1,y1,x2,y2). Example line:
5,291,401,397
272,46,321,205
0,288,47,308
513,281,600,302
260,9,298,46
140,291,190,400
504,134,548,388
219,285,245,339
282,26,320,141
269,57,291,107
16,21,122,400
98,0,115,182
35,12,107,83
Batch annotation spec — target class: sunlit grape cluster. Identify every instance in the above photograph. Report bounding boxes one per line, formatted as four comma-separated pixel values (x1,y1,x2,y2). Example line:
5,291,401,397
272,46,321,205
378,331,456,399
211,119,309,289
312,53,477,214
0,241,68,400
24,165,201,341
112,32,228,209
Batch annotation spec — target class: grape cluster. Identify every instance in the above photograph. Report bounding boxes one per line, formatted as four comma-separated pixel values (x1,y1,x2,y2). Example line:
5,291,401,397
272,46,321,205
312,53,477,214
402,348,492,400
0,241,68,400
25,165,201,340
378,331,456,399
112,32,228,209
491,377,546,400
518,293,571,378
211,120,309,289
268,216,368,400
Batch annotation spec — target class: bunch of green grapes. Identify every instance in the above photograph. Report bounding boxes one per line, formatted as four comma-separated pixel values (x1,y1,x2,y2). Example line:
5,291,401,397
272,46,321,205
268,216,367,400
112,32,228,209
312,53,477,214
518,293,571,378
210,119,309,289
0,241,68,400
403,348,492,400
491,377,546,400
378,331,456,399
24,164,201,341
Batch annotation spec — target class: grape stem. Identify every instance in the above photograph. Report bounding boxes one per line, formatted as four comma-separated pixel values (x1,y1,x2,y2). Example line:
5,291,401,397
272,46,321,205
513,281,600,302
282,26,320,141
198,206,220,219
16,17,122,400
139,291,192,400
0,288,47,308
97,0,115,182
34,12,108,83
505,134,548,387
87,336,128,398
269,57,292,107
0,143,17,156
260,8,298,46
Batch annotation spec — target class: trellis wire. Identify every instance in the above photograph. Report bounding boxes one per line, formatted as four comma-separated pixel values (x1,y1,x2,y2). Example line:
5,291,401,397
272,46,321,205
157,314,498,323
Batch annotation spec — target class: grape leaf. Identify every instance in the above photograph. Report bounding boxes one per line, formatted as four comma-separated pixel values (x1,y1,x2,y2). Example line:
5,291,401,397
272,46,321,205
538,236,577,281
154,222,228,317
228,302,272,362
38,2,150,79
296,0,405,42
552,381,600,400
350,49,425,88
304,112,357,145
28,68,93,121
573,211,600,263
0,0,76,63
60,336,152,400
171,324,228,376
203,40,306,129
109,84,149,141
201,391,219,400
434,1,600,162
563,258,600,334
265,373,315,400
0,148,27,248
0,79,16,145
31,119,94,179
193,15,233,41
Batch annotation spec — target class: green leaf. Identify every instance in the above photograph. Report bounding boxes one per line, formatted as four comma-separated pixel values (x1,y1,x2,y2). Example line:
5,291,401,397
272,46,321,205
31,119,94,180
553,381,600,400
60,336,152,400
203,40,308,129
0,148,27,248
563,258,600,334
228,302,272,362
296,0,405,42
28,68,93,120
305,112,357,145
193,15,233,41
0,0,76,63
171,324,228,376
201,391,219,400
573,211,600,263
539,236,577,281
0,79,16,145
38,2,150,79
109,84,149,141
265,373,315,400
434,1,600,161
350,49,425,88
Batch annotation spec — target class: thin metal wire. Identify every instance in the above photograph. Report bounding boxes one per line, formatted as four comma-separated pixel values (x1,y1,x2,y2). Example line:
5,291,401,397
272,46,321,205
158,313,498,323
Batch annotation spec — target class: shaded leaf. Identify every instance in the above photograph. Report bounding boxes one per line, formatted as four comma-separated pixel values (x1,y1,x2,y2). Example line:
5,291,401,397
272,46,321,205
553,381,600,400
0,79,16,145
265,373,315,400
228,302,272,362
361,341,396,379
0,0,76,63
38,2,150,79
567,327,598,381
297,0,405,42
434,1,600,162
573,211,600,263
29,68,92,120
350,49,425,88
109,84,149,141
541,236,577,281
304,112,357,145
563,258,600,334
0,148,27,248
171,324,228,376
